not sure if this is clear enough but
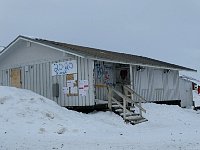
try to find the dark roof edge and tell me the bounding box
[1,35,197,72]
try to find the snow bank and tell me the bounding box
[1,86,200,150]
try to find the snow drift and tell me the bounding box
[1,86,200,150]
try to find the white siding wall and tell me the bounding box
[0,41,95,107]
[179,78,193,108]
[132,66,180,102]
[0,58,95,107]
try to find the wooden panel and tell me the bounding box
[10,68,22,88]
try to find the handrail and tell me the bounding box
[123,85,147,102]
[111,88,146,113]
[108,86,146,121]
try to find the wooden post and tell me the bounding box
[129,65,134,105]
[139,100,142,117]
[108,86,112,110]
[123,97,126,120]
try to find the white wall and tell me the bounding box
[179,78,193,108]
[132,66,180,102]
[0,40,95,107]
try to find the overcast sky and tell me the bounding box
[0,0,200,77]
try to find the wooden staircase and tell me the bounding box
[108,85,148,125]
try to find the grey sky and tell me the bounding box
[0,0,200,77]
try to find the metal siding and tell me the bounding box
[58,66,64,106]
[133,67,180,102]
[45,62,50,99]
[40,63,44,96]
[80,57,85,106]
[88,59,95,105]
[36,64,41,96]
[47,62,52,100]
[84,58,89,105]
[56,60,61,105]
[0,70,2,85]
[29,66,32,90]
[28,66,31,90]
[179,79,193,108]
[0,43,95,107]
[21,67,24,89]
[52,61,58,104]
[33,64,37,92]
[0,59,87,107]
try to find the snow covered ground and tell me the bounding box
[1,86,200,150]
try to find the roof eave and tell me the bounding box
[88,57,196,72]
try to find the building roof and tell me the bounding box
[0,35,197,72]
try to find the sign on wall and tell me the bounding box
[52,60,77,76]
[79,80,89,96]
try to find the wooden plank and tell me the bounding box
[129,65,134,101]
[10,68,22,88]
[123,98,126,120]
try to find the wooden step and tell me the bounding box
[119,112,135,117]
[111,104,121,108]
[130,118,148,125]
[125,115,142,121]
[114,108,123,113]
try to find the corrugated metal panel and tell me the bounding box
[0,70,2,85]
[0,56,95,107]
[179,78,193,108]
[88,59,95,105]
[133,66,180,102]
[1,69,9,86]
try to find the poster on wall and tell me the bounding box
[78,80,89,96]
[62,73,78,96]
[52,60,77,76]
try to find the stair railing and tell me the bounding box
[123,85,147,117]
[108,85,146,120]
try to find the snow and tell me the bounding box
[1,86,200,150]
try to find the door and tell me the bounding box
[10,68,22,88]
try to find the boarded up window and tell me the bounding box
[10,68,22,88]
